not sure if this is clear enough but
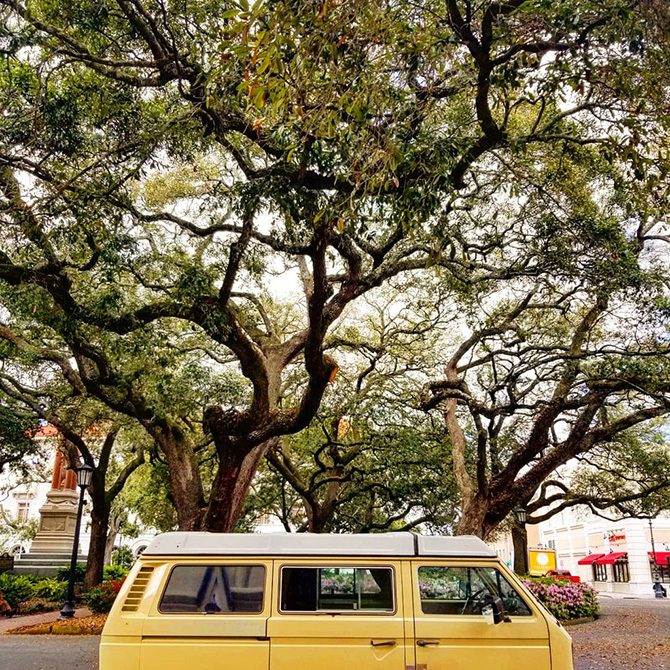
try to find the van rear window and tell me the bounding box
[280,566,394,613]
[159,565,265,614]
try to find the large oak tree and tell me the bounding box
[0,0,668,530]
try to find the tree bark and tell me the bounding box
[84,495,110,588]
[104,513,122,565]
[149,424,204,530]
[456,493,490,538]
[202,438,277,531]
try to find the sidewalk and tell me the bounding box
[597,591,664,600]
[0,608,91,634]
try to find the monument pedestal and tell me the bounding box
[14,473,86,576]
[30,488,80,553]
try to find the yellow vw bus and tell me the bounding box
[100,532,573,670]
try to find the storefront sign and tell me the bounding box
[528,548,557,576]
[604,529,626,543]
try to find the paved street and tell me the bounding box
[572,598,670,670]
[0,636,98,670]
[0,599,667,670]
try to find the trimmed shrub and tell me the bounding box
[103,564,129,581]
[524,578,600,620]
[56,563,86,583]
[33,577,67,602]
[0,573,35,609]
[84,578,124,614]
[110,546,134,570]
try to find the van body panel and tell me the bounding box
[139,638,269,670]
[550,621,574,670]
[268,559,406,670]
[99,639,140,670]
[410,560,552,670]
[136,558,272,670]
[400,560,417,670]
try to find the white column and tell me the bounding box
[625,520,651,596]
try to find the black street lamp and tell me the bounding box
[513,508,529,575]
[649,518,660,582]
[60,464,94,620]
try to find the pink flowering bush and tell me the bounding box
[523,578,599,620]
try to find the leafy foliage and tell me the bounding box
[56,563,86,584]
[84,578,124,614]
[0,404,38,474]
[103,564,129,581]
[0,572,34,609]
[0,0,668,537]
[32,577,67,602]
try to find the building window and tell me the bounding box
[15,502,30,522]
[612,559,629,583]
[159,565,265,614]
[547,540,556,550]
[280,566,395,613]
[593,563,608,582]
[651,562,670,584]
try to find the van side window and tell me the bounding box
[159,565,265,614]
[418,566,531,616]
[280,567,394,613]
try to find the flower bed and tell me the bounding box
[524,578,600,621]
[0,573,66,615]
[7,613,107,635]
[84,578,125,614]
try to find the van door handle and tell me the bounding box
[371,640,397,647]
[417,639,440,647]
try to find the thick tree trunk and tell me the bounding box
[104,513,122,565]
[512,523,529,575]
[149,425,204,530]
[456,494,490,538]
[202,438,277,531]
[85,504,109,589]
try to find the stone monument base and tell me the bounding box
[13,488,86,577]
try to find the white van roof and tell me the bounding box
[142,532,497,558]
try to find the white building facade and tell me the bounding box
[537,506,670,596]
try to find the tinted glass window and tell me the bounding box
[418,566,531,616]
[160,565,265,613]
[281,566,394,613]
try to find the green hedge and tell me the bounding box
[0,573,35,609]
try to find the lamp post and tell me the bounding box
[649,518,660,582]
[60,464,94,619]
[513,507,529,575]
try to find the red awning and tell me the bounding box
[577,554,604,565]
[596,552,627,565]
[649,552,670,564]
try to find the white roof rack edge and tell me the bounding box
[142,532,497,559]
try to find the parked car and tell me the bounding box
[101,532,575,670]
[545,569,581,583]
